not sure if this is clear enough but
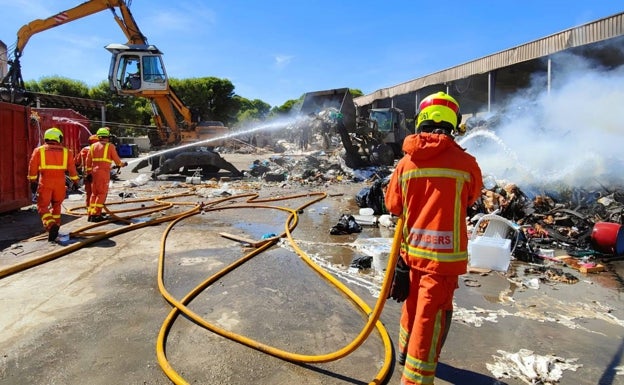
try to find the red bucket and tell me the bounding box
[591,222,624,255]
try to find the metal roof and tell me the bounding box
[354,12,624,107]
[30,92,105,111]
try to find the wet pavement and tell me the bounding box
[0,153,623,385]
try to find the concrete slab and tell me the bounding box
[0,153,623,385]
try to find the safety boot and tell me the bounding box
[48,224,60,242]
[90,215,108,223]
[396,351,406,366]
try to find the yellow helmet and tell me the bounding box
[416,92,461,133]
[44,127,63,143]
[96,127,110,137]
[88,134,99,144]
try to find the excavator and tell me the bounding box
[0,0,241,177]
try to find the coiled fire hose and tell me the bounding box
[155,192,404,385]
[0,191,404,384]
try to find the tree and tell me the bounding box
[270,97,303,116]
[169,77,238,125]
[89,81,153,136]
[234,96,271,124]
[25,76,90,98]
[350,88,364,98]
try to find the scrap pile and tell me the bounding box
[469,182,624,263]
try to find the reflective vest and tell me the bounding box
[27,143,79,182]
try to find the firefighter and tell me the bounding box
[75,134,99,207]
[384,92,483,385]
[85,127,127,222]
[27,127,80,243]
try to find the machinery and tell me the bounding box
[298,88,412,168]
[0,0,240,177]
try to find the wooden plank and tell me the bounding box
[219,232,272,248]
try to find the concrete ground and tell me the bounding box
[1,152,623,385]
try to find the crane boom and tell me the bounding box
[13,0,146,56]
[1,0,197,147]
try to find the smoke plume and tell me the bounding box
[459,53,624,193]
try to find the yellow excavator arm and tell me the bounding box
[2,0,194,147]
[14,0,144,56]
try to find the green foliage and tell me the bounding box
[24,75,365,137]
[233,95,271,126]
[169,77,238,125]
[350,88,364,98]
[26,76,90,98]
[85,81,152,136]
[271,96,303,116]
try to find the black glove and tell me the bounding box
[121,161,128,167]
[30,182,38,195]
[85,174,93,183]
[387,256,410,302]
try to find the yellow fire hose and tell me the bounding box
[154,192,404,385]
[0,191,404,384]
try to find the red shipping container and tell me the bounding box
[33,108,93,156]
[0,101,33,213]
[0,105,92,214]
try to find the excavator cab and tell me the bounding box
[105,43,168,94]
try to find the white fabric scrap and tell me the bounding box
[486,349,582,384]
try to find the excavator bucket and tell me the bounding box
[299,88,370,167]
[152,148,242,178]
[299,88,356,131]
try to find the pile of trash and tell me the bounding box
[239,150,624,264]
[467,181,624,262]
[244,152,391,186]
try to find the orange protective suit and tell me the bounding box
[27,141,79,235]
[385,132,482,385]
[75,135,99,207]
[85,139,124,218]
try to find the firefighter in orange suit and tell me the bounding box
[384,92,483,385]
[27,127,80,242]
[85,127,127,222]
[75,134,99,207]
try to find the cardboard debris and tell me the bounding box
[556,256,605,274]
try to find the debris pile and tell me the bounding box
[486,349,582,384]
[468,181,624,262]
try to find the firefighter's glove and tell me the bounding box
[387,256,410,302]
[121,161,128,167]
[85,174,93,183]
[30,182,38,195]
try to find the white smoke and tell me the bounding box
[459,53,624,191]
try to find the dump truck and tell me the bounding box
[298,88,412,168]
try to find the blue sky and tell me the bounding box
[0,1,622,107]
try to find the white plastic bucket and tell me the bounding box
[468,236,511,271]
[185,176,201,184]
[359,207,374,216]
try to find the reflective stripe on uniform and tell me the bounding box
[399,167,470,258]
[90,143,113,163]
[39,147,68,170]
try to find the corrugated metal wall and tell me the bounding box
[0,105,90,214]
[355,12,624,107]
[0,102,33,213]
